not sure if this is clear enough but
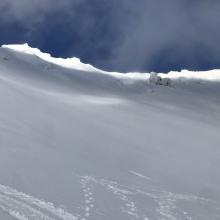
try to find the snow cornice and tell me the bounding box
[1,43,220,81]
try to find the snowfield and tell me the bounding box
[0,44,220,220]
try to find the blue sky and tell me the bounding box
[1,0,220,73]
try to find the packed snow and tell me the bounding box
[0,44,220,220]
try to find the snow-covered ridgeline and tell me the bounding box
[2,43,220,82]
[2,43,100,73]
[1,44,148,82]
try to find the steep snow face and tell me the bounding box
[0,45,220,220]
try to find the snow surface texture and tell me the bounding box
[0,44,220,220]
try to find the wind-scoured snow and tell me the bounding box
[0,44,220,220]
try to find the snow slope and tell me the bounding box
[0,44,220,220]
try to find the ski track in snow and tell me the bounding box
[78,175,220,220]
[0,176,219,220]
[129,171,152,182]
[0,184,78,220]
[79,175,149,219]
[80,177,95,220]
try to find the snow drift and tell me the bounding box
[0,44,220,220]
